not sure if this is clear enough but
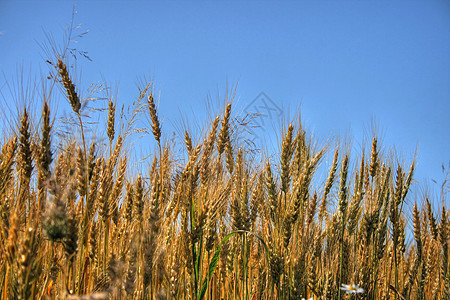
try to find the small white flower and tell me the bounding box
[340,284,364,294]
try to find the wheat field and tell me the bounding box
[0,53,448,300]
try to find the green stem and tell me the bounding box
[190,194,198,299]
[393,244,399,300]
[206,251,210,300]
[243,234,248,300]
[338,220,346,300]
[77,114,89,293]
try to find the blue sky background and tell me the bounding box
[0,1,449,208]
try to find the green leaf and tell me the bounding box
[198,230,269,300]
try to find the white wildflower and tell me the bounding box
[340,284,364,294]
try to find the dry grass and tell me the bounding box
[0,58,448,300]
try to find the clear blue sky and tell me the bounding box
[1,1,449,205]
